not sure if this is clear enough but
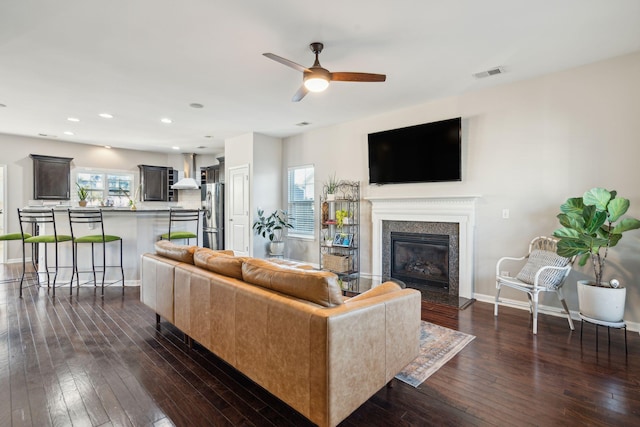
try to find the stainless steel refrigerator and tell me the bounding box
[201,183,224,250]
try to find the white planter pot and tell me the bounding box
[577,280,626,322]
[326,194,335,201]
[269,241,284,256]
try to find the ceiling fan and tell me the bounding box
[263,42,386,102]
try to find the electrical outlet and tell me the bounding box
[502,209,510,219]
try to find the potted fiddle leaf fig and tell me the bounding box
[252,208,294,256]
[553,187,640,322]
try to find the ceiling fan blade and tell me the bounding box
[292,85,309,102]
[331,72,386,82]
[263,53,309,73]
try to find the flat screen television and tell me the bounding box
[368,117,462,184]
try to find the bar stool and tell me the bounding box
[160,209,200,246]
[68,209,124,296]
[18,208,72,298]
[0,232,32,284]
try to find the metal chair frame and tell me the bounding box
[494,236,575,334]
[161,209,200,246]
[68,209,124,296]
[18,208,72,298]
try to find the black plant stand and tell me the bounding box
[579,313,627,354]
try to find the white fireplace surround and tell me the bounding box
[366,196,480,299]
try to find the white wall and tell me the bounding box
[282,51,640,324]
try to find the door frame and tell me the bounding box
[1,164,7,263]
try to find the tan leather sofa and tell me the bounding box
[141,241,421,427]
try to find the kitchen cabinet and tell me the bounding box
[30,154,73,200]
[139,165,168,201]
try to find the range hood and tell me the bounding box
[171,153,200,190]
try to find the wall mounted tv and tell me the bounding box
[368,117,462,185]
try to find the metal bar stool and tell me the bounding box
[160,209,200,246]
[68,209,124,296]
[18,208,72,298]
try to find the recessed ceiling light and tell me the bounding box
[197,146,207,149]
[99,113,114,119]
[67,117,80,122]
[190,103,204,109]
[204,135,213,138]
[104,145,112,149]
[63,131,74,136]
[296,121,311,126]
[172,146,180,150]
[161,118,173,124]
[0,103,6,108]
[38,133,57,138]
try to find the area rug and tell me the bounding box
[395,321,475,387]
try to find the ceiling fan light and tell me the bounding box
[304,77,329,92]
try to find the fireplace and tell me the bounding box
[391,232,450,289]
[367,196,478,300]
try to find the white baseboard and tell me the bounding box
[475,292,639,334]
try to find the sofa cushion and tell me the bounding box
[194,248,244,280]
[345,281,402,304]
[155,240,198,264]
[267,258,315,270]
[242,258,344,307]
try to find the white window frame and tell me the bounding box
[287,165,314,239]
[73,167,137,207]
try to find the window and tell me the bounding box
[75,169,135,207]
[287,165,314,237]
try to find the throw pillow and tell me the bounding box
[516,249,570,288]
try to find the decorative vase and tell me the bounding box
[130,204,137,211]
[577,280,626,322]
[269,241,284,256]
[79,200,87,207]
[327,194,335,201]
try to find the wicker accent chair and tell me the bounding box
[495,236,575,334]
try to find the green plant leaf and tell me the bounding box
[559,197,584,215]
[557,213,585,231]
[607,198,630,222]
[578,253,591,267]
[611,217,640,234]
[583,187,611,211]
[556,239,589,257]
[553,227,580,238]
[582,208,607,234]
[608,233,623,248]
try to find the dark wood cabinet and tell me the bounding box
[138,165,178,202]
[139,165,168,201]
[200,157,225,184]
[30,154,73,200]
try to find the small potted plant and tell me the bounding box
[77,183,89,207]
[553,187,640,322]
[323,173,340,201]
[252,208,294,256]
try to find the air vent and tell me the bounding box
[473,67,505,79]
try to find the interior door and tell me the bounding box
[228,164,250,256]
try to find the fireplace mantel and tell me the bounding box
[366,195,480,299]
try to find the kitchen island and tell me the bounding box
[28,207,203,286]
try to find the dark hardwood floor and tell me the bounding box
[1,264,639,426]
